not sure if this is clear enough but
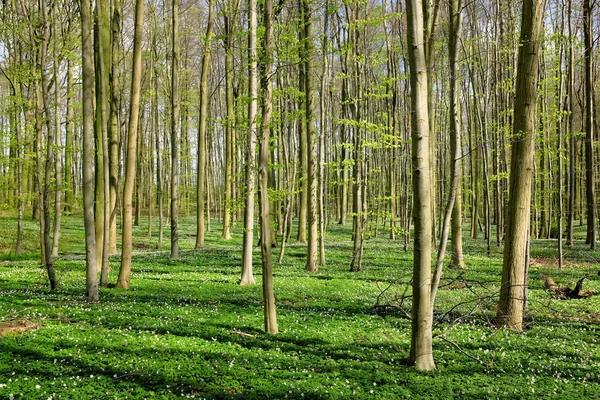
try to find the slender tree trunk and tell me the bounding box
[40,0,58,290]
[150,8,164,250]
[431,0,464,307]
[557,3,566,270]
[241,0,258,285]
[318,1,330,267]
[51,1,62,257]
[170,0,180,259]
[108,0,121,256]
[14,67,24,255]
[196,0,214,249]
[34,78,45,264]
[81,0,99,302]
[406,0,435,371]
[584,0,596,249]
[116,0,145,289]
[302,0,318,272]
[497,0,545,331]
[65,59,74,216]
[566,0,575,246]
[260,0,278,334]
[94,0,111,275]
[348,3,364,273]
[222,3,238,241]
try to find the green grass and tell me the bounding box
[0,214,599,399]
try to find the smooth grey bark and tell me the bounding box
[196,0,214,250]
[170,0,180,260]
[431,0,463,307]
[116,0,145,289]
[406,0,435,371]
[40,0,58,290]
[497,0,546,331]
[302,0,318,272]
[584,0,596,249]
[81,0,99,302]
[259,0,278,334]
[108,0,121,256]
[241,0,258,285]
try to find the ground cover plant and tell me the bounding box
[0,215,599,399]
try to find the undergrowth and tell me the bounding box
[0,215,599,399]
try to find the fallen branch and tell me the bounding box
[540,274,597,299]
[435,334,493,368]
[230,330,256,338]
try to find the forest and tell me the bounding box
[0,0,600,398]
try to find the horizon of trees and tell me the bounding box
[0,0,599,370]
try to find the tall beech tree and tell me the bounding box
[170,0,181,260]
[497,0,546,331]
[406,0,435,371]
[241,0,258,285]
[81,0,98,302]
[302,0,319,273]
[196,0,215,250]
[40,0,58,290]
[449,0,466,270]
[94,0,111,277]
[431,0,464,306]
[583,0,596,249]
[116,0,145,289]
[259,0,278,334]
[108,0,122,257]
[221,0,241,241]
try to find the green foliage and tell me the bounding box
[0,216,599,398]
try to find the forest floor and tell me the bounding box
[0,214,599,399]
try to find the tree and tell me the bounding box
[50,0,62,258]
[449,0,466,271]
[170,0,180,260]
[196,0,215,250]
[241,0,258,285]
[221,0,241,241]
[583,0,596,249]
[108,0,122,257]
[40,0,58,290]
[116,0,145,289]
[302,0,318,273]
[430,0,464,306]
[497,0,546,331]
[95,0,111,278]
[259,0,278,334]
[81,0,99,302]
[406,0,435,371]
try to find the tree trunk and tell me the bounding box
[40,0,58,290]
[108,0,121,257]
[318,1,330,267]
[51,1,62,258]
[116,0,145,289]
[65,59,74,216]
[222,3,238,241]
[241,0,257,285]
[94,0,111,276]
[431,0,464,308]
[302,0,318,273]
[81,0,99,302]
[497,0,545,331]
[584,0,596,249]
[406,0,435,371]
[170,0,180,259]
[259,0,278,334]
[566,0,575,246]
[196,0,214,250]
